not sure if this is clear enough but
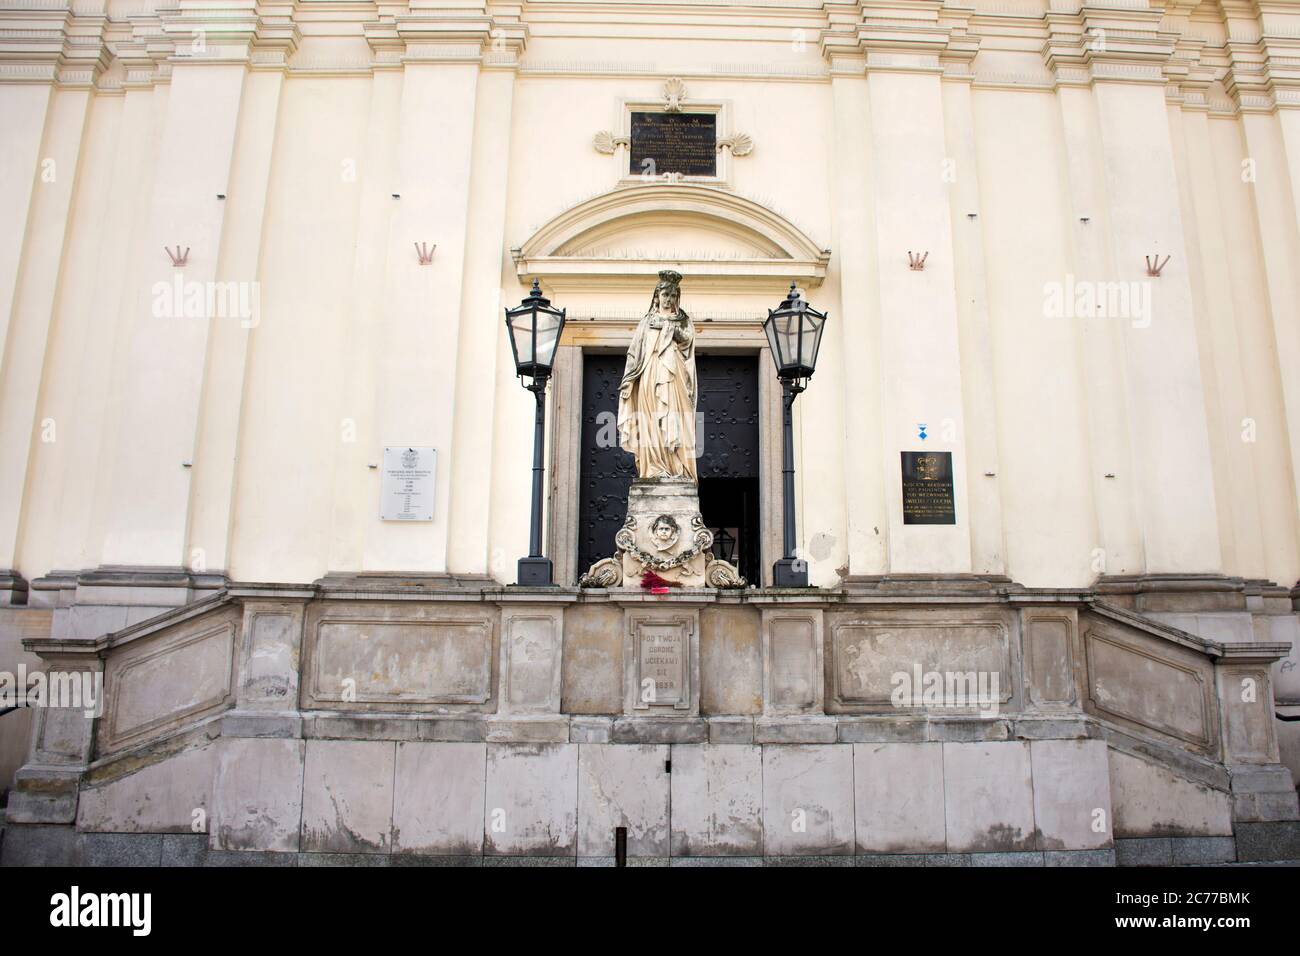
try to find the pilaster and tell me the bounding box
[450,9,526,578]
[1044,3,1224,577]
[0,9,106,576]
[1221,2,1300,584]
[938,26,1006,577]
[358,6,496,573]
[859,4,975,574]
[97,5,297,570]
[1050,56,1144,581]
[186,4,297,579]
[823,8,887,580]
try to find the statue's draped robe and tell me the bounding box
[618,309,698,481]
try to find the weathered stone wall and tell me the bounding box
[3,580,1296,864]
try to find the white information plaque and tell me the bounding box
[380,446,436,521]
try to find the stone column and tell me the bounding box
[544,346,584,587]
[186,12,298,578]
[1045,5,1223,576]
[1165,58,1271,580]
[358,12,491,573]
[1222,7,1300,583]
[822,9,887,580]
[96,6,283,570]
[47,46,168,580]
[325,28,405,574]
[447,19,524,577]
[1051,76,1143,579]
[0,14,103,598]
[860,17,973,574]
[940,46,1007,577]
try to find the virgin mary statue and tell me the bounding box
[617,270,698,481]
[576,270,745,589]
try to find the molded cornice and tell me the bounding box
[0,1,108,85]
[0,0,1296,113]
[820,0,979,76]
[364,1,527,68]
[1042,2,1175,87]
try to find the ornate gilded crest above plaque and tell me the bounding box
[592,78,753,187]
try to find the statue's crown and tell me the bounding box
[657,269,683,287]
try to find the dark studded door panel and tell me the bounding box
[576,353,760,584]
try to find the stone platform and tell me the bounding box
[0,573,1297,864]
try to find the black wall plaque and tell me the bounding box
[629,112,717,177]
[901,451,956,525]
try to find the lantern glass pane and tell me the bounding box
[807,312,825,371]
[509,307,537,366]
[764,314,783,369]
[779,312,803,371]
[533,309,562,370]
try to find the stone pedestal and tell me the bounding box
[579,478,745,589]
[6,648,100,825]
[620,479,710,587]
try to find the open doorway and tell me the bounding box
[576,353,761,584]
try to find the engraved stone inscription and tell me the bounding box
[636,622,688,709]
[629,112,717,177]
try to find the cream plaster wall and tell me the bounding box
[3,0,1299,593]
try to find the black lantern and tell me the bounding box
[505,279,567,586]
[506,279,566,380]
[711,526,739,564]
[763,282,827,385]
[763,283,828,588]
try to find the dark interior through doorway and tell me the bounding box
[576,353,761,585]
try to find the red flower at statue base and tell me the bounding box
[640,570,677,594]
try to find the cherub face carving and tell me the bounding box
[650,514,680,551]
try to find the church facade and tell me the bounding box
[1,0,1299,864]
